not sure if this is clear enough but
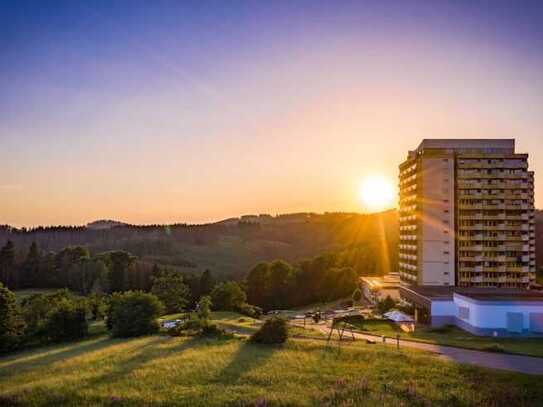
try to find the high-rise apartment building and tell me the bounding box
[399,139,536,289]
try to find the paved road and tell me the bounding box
[302,322,543,376]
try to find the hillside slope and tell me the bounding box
[0,211,398,279]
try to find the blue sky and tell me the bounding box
[1,1,542,226]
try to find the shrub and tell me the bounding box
[239,303,262,319]
[482,344,506,353]
[428,324,454,334]
[250,316,288,344]
[197,296,212,324]
[376,295,396,315]
[0,283,25,353]
[201,323,229,338]
[87,294,107,320]
[352,288,362,304]
[211,281,246,311]
[340,299,353,308]
[44,299,88,342]
[151,270,190,314]
[108,291,164,337]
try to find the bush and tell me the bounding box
[352,288,362,304]
[88,294,107,320]
[0,283,25,353]
[340,299,353,308]
[108,291,164,337]
[201,323,229,338]
[482,344,506,353]
[239,303,262,319]
[45,299,88,342]
[376,295,396,315]
[250,317,288,344]
[20,289,88,345]
[211,281,246,311]
[428,324,454,334]
[151,270,190,314]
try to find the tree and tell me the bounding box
[377,295,396,315]
[108,291,164,337]
[0,241,16,288]
[22,242,41,288]
[55,246,90,287]
[197,295,212,325]
[98,251,136,293]
[352,288,362,304]
[0,283,24,353]
[247,262,270,309]
[210,281,246,311]
[44,298,88,342]
[250,316,288,344]
[21,289,79,340]
[268,260,293,309]
[68,259,109,295]
[199,269,214,297]
[151,270,190,314]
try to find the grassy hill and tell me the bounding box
[1,328,542,406]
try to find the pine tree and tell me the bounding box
[0,241,16,288]
[199,269,214,297]
[23,242,41,288]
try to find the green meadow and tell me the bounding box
[1,328,542,406]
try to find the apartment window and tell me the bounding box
[444,251,449,255]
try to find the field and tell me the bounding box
[2,325,543,406]
[13,289,60,304]
[354,320,543,358]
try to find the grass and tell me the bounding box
[14,289,60,304]
[1,332,542,406]
[352,320,543,358]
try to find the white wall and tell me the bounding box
[431,300,456,316]
[420,157,455,285]
[454,294,543,330]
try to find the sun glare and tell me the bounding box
[359,176,396,212]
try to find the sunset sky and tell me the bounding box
[1,1,542,227]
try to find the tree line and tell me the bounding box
[247,251,360,311]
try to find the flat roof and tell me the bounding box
[402,285,543,303]
[417,139,514,151]
[455,291,543,302]
[361,275,401,289]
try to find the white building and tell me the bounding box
[401,285,543,336]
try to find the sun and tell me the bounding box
[358,175,396,212]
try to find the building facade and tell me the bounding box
[399,139,536,289]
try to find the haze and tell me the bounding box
[1,1,542,227]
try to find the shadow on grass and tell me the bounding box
[213,340,279,385]
[0,336,121,375]
[80,336,203,389]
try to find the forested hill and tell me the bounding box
[0,211,398,279]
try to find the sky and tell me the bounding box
[1,0,542,227]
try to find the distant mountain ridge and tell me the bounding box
[0,211,399,278]
[87,219,128,230]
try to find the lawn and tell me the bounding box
[13,288,60,304]
[352,320,543,358]
[2,332,543,406]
